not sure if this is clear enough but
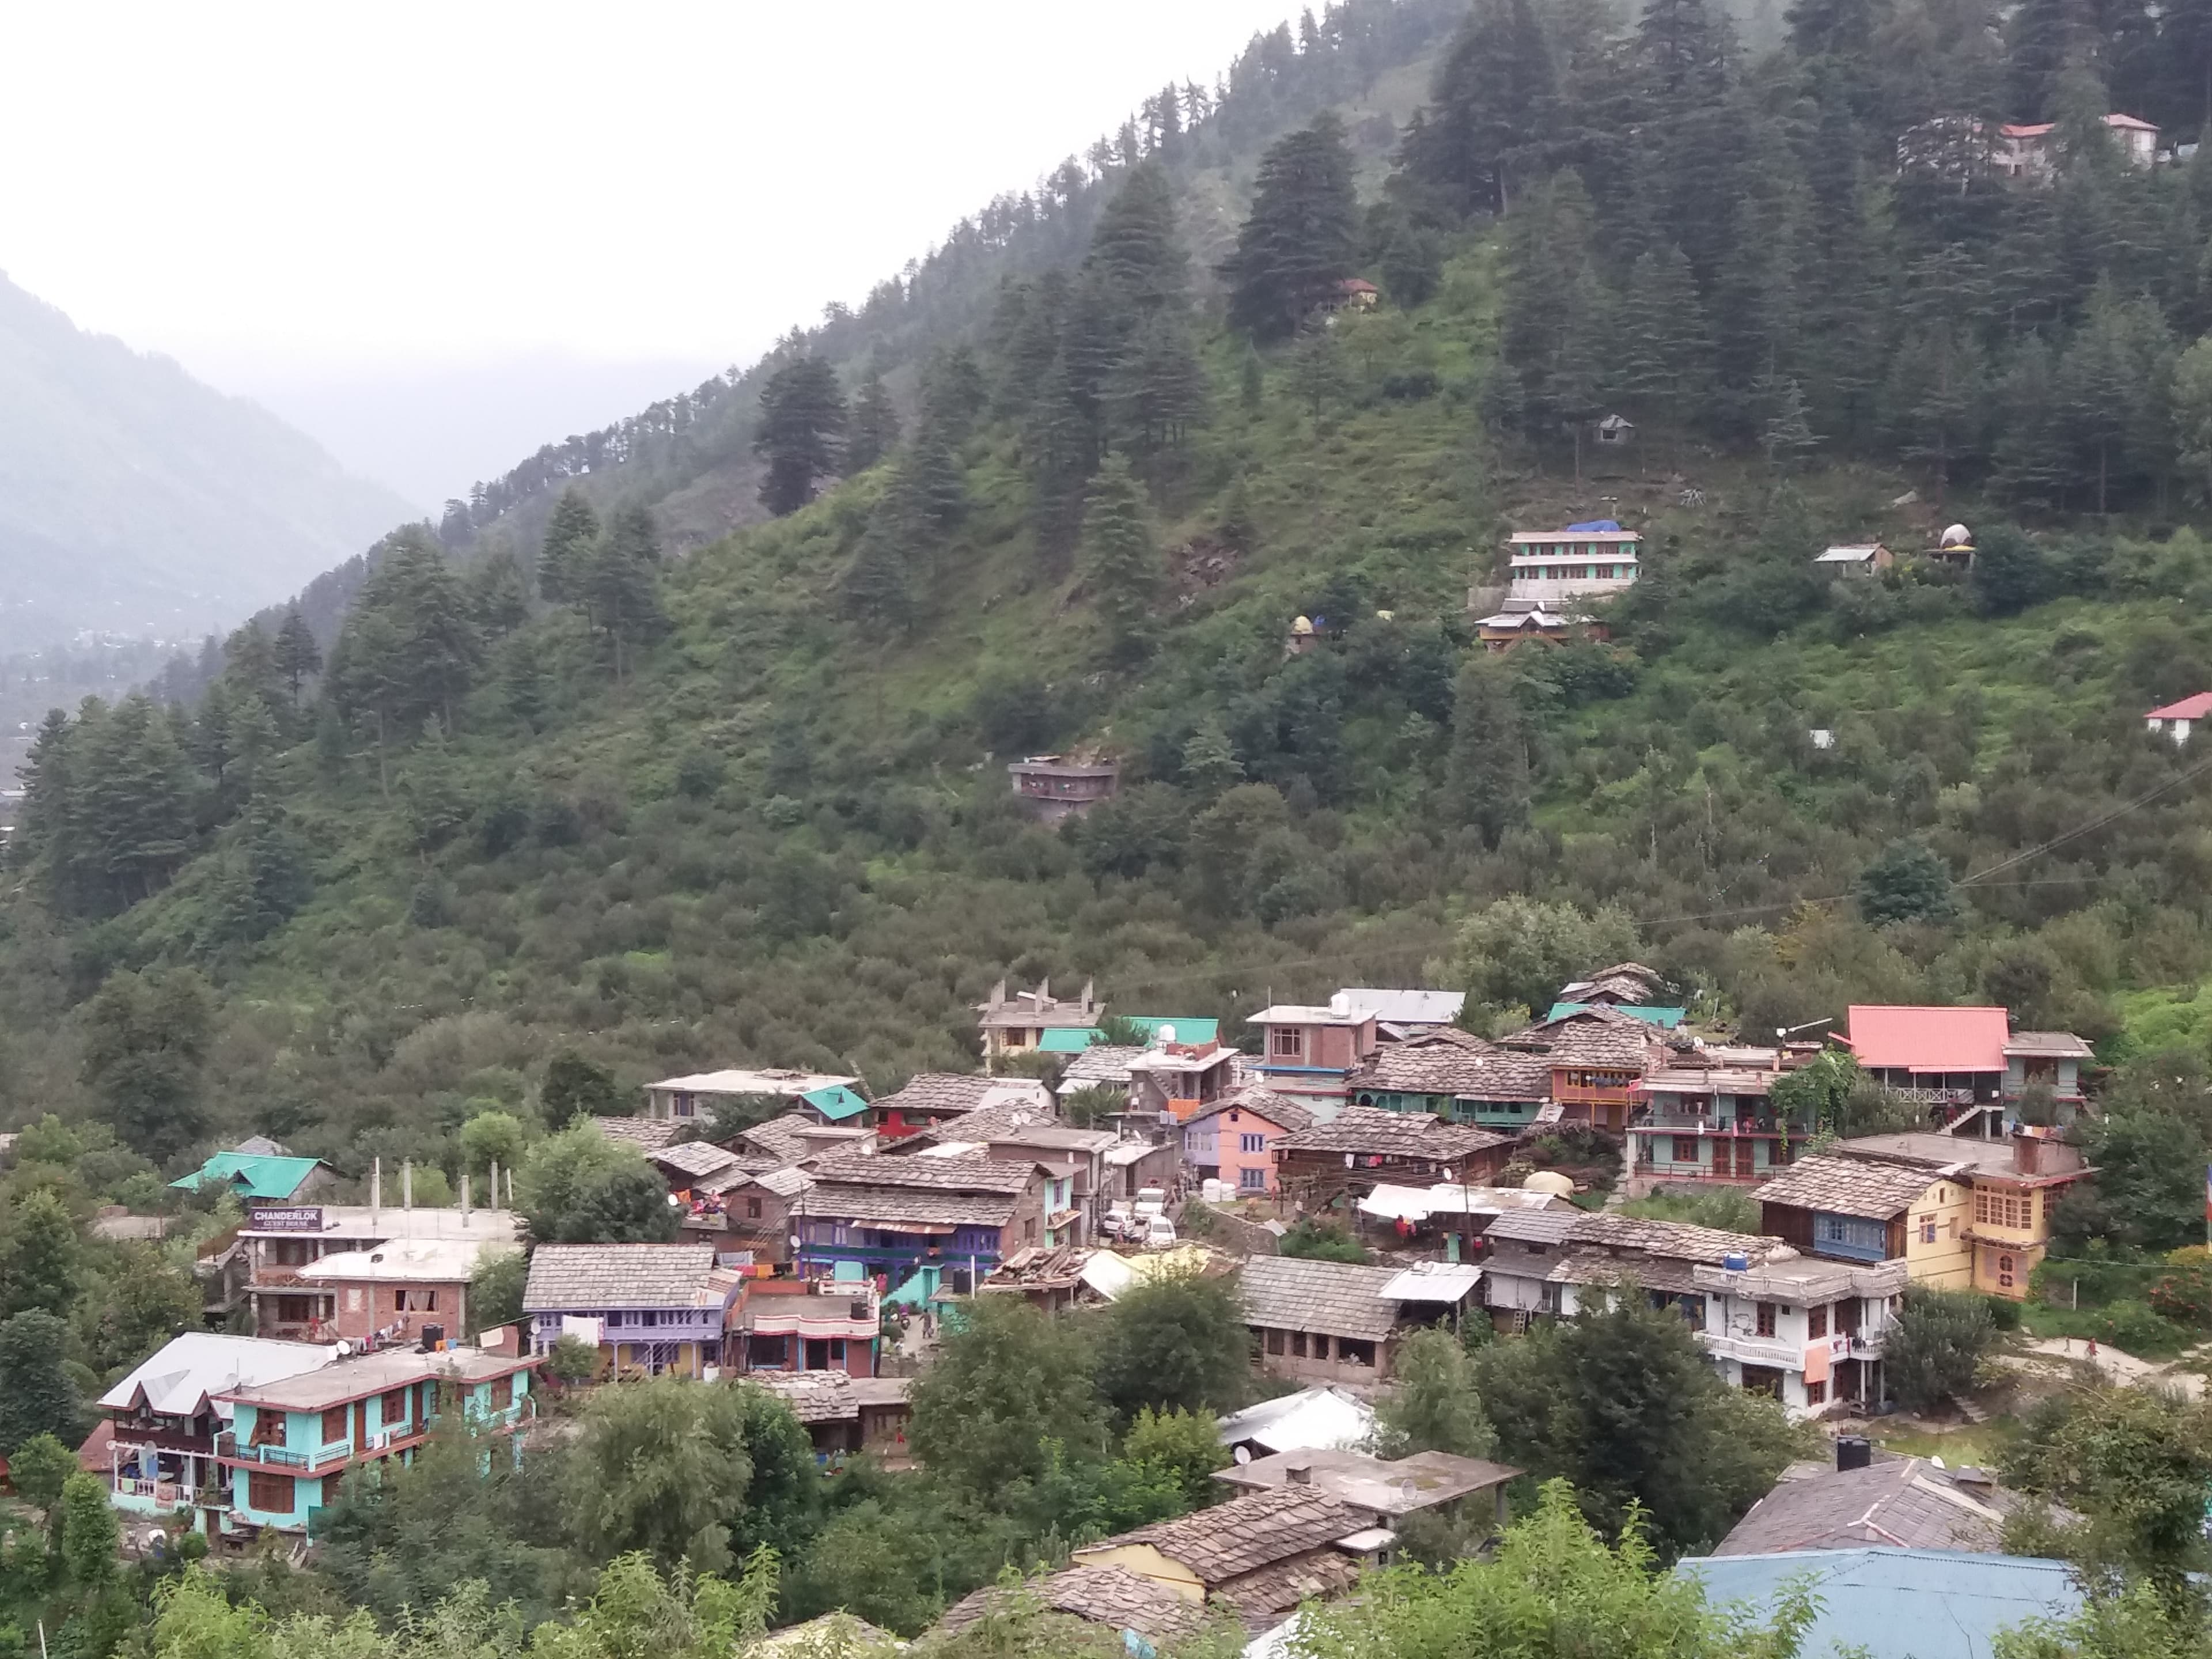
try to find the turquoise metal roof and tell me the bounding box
[801,1084,870,1122]
[168,1153,324,1201]
[1547,1002,1685,1028]
[1677,1548,2082,1659]
[1124,1017,1219,1044]
[1038,1028,1104,1054]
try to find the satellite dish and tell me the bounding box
[1233,1444,1253,1464]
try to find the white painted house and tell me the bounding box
[1506,522,1641,607]
[2145,692,2212,746]
[1694,1256,1906,1419]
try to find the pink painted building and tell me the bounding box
[1181,1086,1315,1196]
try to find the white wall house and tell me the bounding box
[2145,693,2212,747]
[1693,1257,1907,1419]
[1505,524,1641,608]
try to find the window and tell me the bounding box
[381,1389,408,1427]
[321,1406,349,1443]
[1807,1304,1828,1339]
[247,1472,294,1515]
[346,1287,363,1311]
[1024,1218,1038,1243]
[491,1376,513,1411]
[1265,1329,1286,1355]
[1672,1137,1700,1163]
[1755,1302,1777,1338]
[1290,1331,1308,1357]
[1338,1338,1377,1367]
[1975,1191,2032,1229]
[747,1197,763,1219]
[1271,1028,1305,1059]
[249,1412,284,1448]
[1240,1133,1266,1154]
[1805,1379,1827,1406]
[672,1093,696,1118]
[1918,1213,1937,1244]
[1240,1166,1267,1191]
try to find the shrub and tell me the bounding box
[1279,1218,1368,1263]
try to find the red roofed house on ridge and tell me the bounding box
[2145,692,2212,747]
[1837,1006,2092,1135]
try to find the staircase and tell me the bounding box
[1953,1396,1991,1426]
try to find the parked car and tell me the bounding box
[1102,1204,1135,1241]
[1142,1215,1177,1249]
[1133,1188,1167,1219]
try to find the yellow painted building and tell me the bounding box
[1897,1175,1974,1290]
[1837,1132,2089,1301]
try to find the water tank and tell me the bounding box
[1836,1435,1873,1472]
[1722,1252,1749,1272]
[419,1323,445,1353]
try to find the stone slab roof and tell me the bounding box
[1215,1448,1520,1515]
[522,1243,725,1312]
[734,1114,816,1164]
[1713,1458,2018,1555]
[808,1154,1039,1193]
[650,1141,743,1179]
[1277,1105,1513,1161]
[1237,1255,1403,1340]
[747,1372,911,1425]
[803,1182,1021,1229]
[1096,1484,1365,1585]
[940,1565,1206,1643]
[1184,1084,1315,1132]
[1218,1548,1365,1623]
[593,1116,683,1152]
[1755,1153,1947,1220]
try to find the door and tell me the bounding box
[1734,1140,1756,1179]
[805,1339,832,1371]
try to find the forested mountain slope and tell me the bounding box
[13,0,2212,1199]
[0,274,413,657]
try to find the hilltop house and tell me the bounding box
[726,1275,882,1377]
[1815,544,1893,576]
[1478,1209,1789,1327]
[213,1347,535,1539]
[975,979,1102,1060]
[1181,1085,1313,1195]
[1819,1131,2089,1297]
[1007,756,1119,820]
[1127,1036,1241,1120]
[1473,599,1582,652]
[893,1101,1121,1244]
[1999,113,2158,179]
[1249,995,1382,1114]
[1503,1005,1664,1133]
[296,1238,519,1347]
[2146,692,2212,746]
[521,1243,743,1377]
[170,1153,335,1207]
[638,1068,865,1132]
[1214,1448,1521,1538]
[1624,1046,1811,1194]
[1838,1005,2093,1133]
[1505,522,1642,607]
[92,1333,342,1532]
[1274,1106,1518,1209]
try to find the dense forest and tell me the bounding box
[8,0,2212,1240]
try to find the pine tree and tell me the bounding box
[1182,720,1245,797]
[752,356,847,515]
[272,605,322,706]
[538,487,601,605]
[1078,456,1162,662]
[1495,172,1617,465]
[1756,374,1820,469]
[1991,335,2071,509]
[1108,309,1209,467]
[2059,282,2176,513]
[1447,657,1531,850]
[469,549,531,638]
[1407,0,1558,215]
[579,504,667,684]
[2008,0,2092,122]
[841,511,910,628]
[1224,115,1362,341]
[1086,162,1189,318]
[1617,244,1714,439]
[846,364,901,472]
[1240,344,1265,412]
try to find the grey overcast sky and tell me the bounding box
[0,2,1309,504]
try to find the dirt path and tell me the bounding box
[1997,1337,2207,1397]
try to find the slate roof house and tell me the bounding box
[940,1565,1207,1648]
[1069,1484,1384,1630]
[1214,1448,1521,1537]
[869,1073,1053,1139]
[1478,1209,1789,1325]
[521,1243,742,1378]
[794,1152,1065,1284]
[747,1372,913,1460]
[1715,1450,2029,1556]
[1274,1105,1517,1207]
[638,1067,865,1131]
[1238,1255,1482,1385]
[1181,1085,1313,1195]
[1350,1028,1554,1132]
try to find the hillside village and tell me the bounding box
[59,949,2141,1654]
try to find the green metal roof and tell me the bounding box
[1124,1016,1220,1044]
[169,1153,324,1201]
[1037,1028,1104,1054]
[1678,1548,2081,1659]
[801,1084,870,1122]
[1547,1002,1685,1029]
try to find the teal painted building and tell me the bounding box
[1350,1038,1554,1132]
[214,1348,536,1535]
[169,1152,334,1203]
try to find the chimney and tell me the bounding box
[371,1157,382,1222]
[2013,1134,2041,1175]
[1081,977,1096,1014]
[402,1160,414,1210]
[1285,1459,1312,1486]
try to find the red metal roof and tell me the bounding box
[2146,692,2212,721]
[1841,1006,2009,1073]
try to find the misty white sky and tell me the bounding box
[0,2,1310,505]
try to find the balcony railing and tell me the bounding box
[215,1433,352,1470]
[1699,1330,1804,1369]
[1633,1109,1791,1133]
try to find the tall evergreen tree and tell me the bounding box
[272,605,323,706]
[1077,456,1162,662]
[1224,115,1362,341]
[752,356,847,515]
[579,505,667,684]
[845,364,900,472]
[2008,0,2093,123]
[1494,172,1616,466]
[1447,657,1531,850]
[1404,0,1558,215]
[1617,244,1715,438]
[537,486,600,605]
